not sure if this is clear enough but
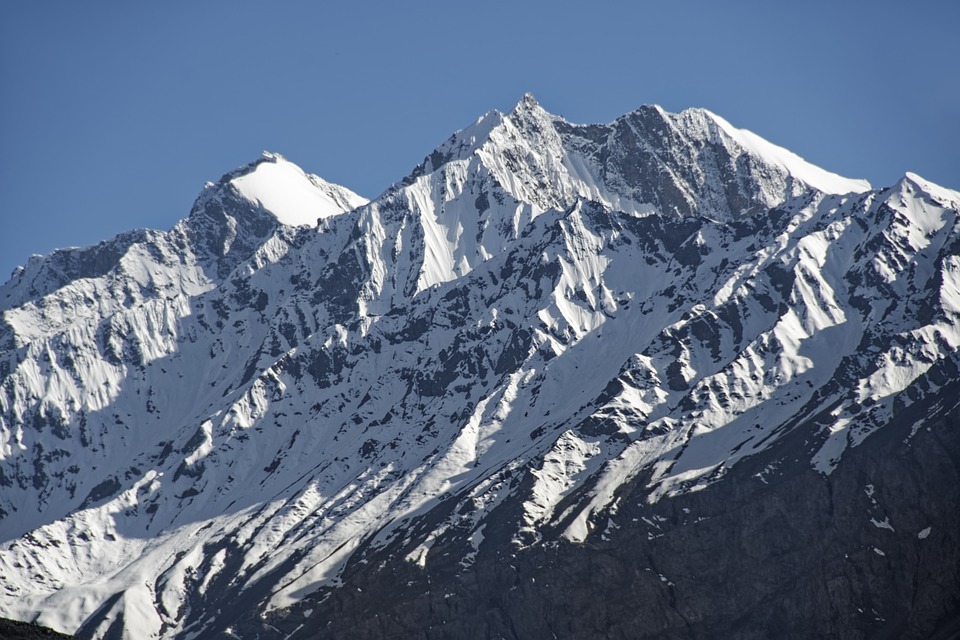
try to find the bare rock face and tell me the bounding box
[0,97,957,639]
[286,384,960,640]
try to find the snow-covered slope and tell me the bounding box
[0,97,956,639]
[700,109,871,196]
[231,152,368,226]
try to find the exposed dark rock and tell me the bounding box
[0,617,75,639]
[269,394,960,640]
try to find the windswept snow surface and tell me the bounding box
[0,96,957,639]
[232,152,368,226]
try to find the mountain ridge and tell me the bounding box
[0,96,957,639]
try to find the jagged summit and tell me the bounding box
[509,91,545,116]
[0,98,957,640]
[404,95,872,233]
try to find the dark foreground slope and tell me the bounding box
[0,618,73,640]
[268,382,960,640]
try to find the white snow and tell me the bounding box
[232,153,367,226]
[870,517,895,532]
[0,97,956,639]
[702,110,872,196]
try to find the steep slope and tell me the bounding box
[0,97,956,639]
[231,152,368,227]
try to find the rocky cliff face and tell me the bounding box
[296,376,960,640]
[0,96,957,639]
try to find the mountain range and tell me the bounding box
[1,94,958,639]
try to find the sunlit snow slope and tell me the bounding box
[0,96,957,639]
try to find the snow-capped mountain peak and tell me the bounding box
[0,97,957,640]
[692,108,872,196]
[408,95,875,230]
[229,151,368,226]
[898,170,960,208]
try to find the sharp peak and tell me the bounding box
[246,150,303,173]
[508,92,552,118]
[210,151,355,194]
[633,103,670,113]
[896,172,960,206]
[212,150,296,186]
[241,150,295,172]
[668,107,873,195]
[398,96,554,184]
[515,92,540,108]
[901,171,936,189]
[627,104,725,130]
[258,150,286,162]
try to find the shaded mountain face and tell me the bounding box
[0,96,957,639]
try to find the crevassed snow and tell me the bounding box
[232,153,368,226]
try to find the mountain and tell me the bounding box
[0,95,958,639]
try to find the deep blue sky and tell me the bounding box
[2,1,958,280]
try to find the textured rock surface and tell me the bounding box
[0,97,957,639]
[284,384,960,639]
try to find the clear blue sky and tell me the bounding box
[2,1,958,280]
